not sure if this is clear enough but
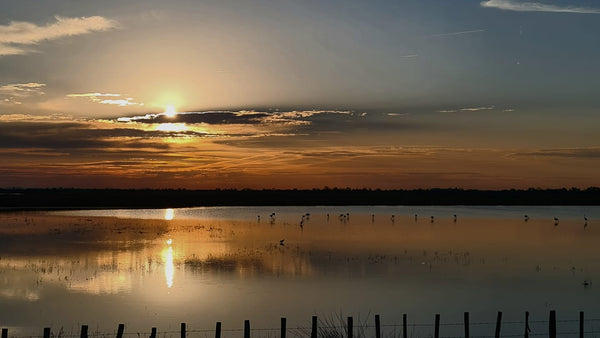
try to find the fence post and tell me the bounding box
[347,316,353,338]
[375,314,381,338]
[464,312,469,338]
[1,328,6,338]
[580,311,584,338]
[403,314,407,338]
[524,311,530,338]
[215,322,221,338]
[281,317,286,338]
[434,314,440,338]
[244,320,250,338]
[150,327,157,338]
[117,324,125,338]
[549,311,556,338]
[181,323,186,338]
[44,328,50,338]
[81,325,89,338]
[495,312,502,338]
[311,316,317,338]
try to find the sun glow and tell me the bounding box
[155,123,188,133]
[165,105,177,118]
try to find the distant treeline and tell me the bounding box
[1,187,600,209]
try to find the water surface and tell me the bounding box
[1,206,599,337]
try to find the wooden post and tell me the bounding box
[181,323,186,338]
[215,322,222,338]
[81,325,88,338]
[375,314,381,338]
[464,312,469,338]
[495,312,502,338]
[117,324,125,338]
[580,311,584,338]
[524,311,530,338]
[280,317,286,338]
[43,328,50,338]
[403,314,407,338]
[347,317,353,338]
[434,314,440,338]
[311,316,317,338]
[1,329,6,338]
[150,327,156,338]
[244,320,250,338]
[549,310,556,338]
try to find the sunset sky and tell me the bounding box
[1,0,599,189]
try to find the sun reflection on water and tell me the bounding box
[163,239,174,289]
[164,208,174,220]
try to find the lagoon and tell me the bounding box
[1,206,599,337]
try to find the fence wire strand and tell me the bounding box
[4,314,600,338]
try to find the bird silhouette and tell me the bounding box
[279,239,285,246]
[553,217,559,226]
[524,215,529,222]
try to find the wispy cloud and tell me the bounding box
[460,106,495,112]
[481,0,600,14]
[513,147,600,159]
[432,29,485,37]
[438,106,495,113]
[0,16,117,56]
[67,93,144,107]
[0,83,46,104]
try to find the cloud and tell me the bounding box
[480,0,600,14]
[437,106,495,113]
[0,83,46,104]
[114,110,353,125]
[0,113,71,122]
[67,93,121,98]
[0,16,117,56]
[460,106,495,112]
[513,147,600,159]
[67,93,144,106]
[432,29,485,37]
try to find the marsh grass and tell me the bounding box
[184,250,265,271]
[292,312,375,338]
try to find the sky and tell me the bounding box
[1,0,599,189]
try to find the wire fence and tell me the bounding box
[3,311,600,338]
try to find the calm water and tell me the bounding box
[1,206,600,337]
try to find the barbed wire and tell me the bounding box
[5,317,600,338]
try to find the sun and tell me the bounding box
[164,105,177,118]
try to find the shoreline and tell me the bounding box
[1,188,600,209]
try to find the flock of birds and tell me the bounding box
[257,212,592,246]
[524,214,589,227]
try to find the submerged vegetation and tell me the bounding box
[184,250,265,271]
